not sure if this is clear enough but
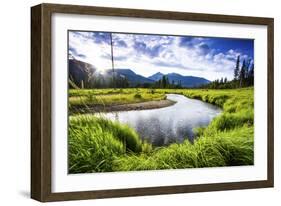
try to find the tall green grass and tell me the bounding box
[68,87,254,173]
[69,115,145,173]
[113,126,253,171]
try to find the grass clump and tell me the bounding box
[69,115,143,173]
[134,93,142,99]
[113,126,253,171]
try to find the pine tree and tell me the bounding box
[166,76,170,88]
[224,77,227,83]
[162,75,167,88]
[234,55,240,80]
[245,59,252,86]
[178,80,182,88]
[245,59,251,79]
[249,63,254,86]
[239,60,246,87]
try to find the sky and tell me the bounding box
[68,31,254,81]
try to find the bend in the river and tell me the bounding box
[98,94,222,146]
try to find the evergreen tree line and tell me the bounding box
[200,55,254,89]
[114,75,183,89]
[69,74,130,89]
[90,75,130,88]
[152,75,182,89]
[86,75,183,89]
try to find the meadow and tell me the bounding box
[68,87,254,173]
[69,88,168,113]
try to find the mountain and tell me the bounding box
[68,58,97,88]
[148,72,164,81]
[148,72,210,87]
[69,58,210,88]
[68,59,153,88]
[114,69,154,86]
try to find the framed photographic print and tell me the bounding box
[31,3,274,202]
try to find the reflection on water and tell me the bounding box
[99,94,222,146]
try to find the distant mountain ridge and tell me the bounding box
[148,72,210,87]
[148,72,164,81]
[114,69,154,86]
[68,58,210,88]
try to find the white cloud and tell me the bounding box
[69,32,112,72]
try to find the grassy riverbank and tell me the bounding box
[69,88,169,113]
[69,87,254,173]
[69,88,165,106]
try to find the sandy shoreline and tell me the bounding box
[70,99,176,113]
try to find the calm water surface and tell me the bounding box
[99,94,222,146]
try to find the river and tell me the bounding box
[98,94,222,146]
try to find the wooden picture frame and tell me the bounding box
[31,3,274,202]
